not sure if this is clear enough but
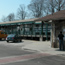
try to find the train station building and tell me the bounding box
[0,18,51,41]
[0,10,65,48]
[35,10,65,48]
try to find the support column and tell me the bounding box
[12,26,13,34]
[40,21,44,41]
[23,24,25,35]
[51,22,56,47]
[46,23,48,40]
[16,25,17,34]
[31,23,34,35]
[4,26,5,32]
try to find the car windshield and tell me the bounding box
[7,34,15,37]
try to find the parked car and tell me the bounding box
[6,34,22,42]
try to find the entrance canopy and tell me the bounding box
[0,18,38,26]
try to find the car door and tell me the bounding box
[15,35,18,41]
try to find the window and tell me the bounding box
[4,32,7,34]
[47,32,51,35]
[35,24,39,27]
[35,32,40,35]
[43,32,45,35]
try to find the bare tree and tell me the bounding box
[28,0,45,18]
[55,0,65,11]
[1,16,7,22]
[49,0,56,14]
[44,0,56,15]
[17,4,27,20]
[7,13,15,21]
[45,0,65,15]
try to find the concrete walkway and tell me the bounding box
[21,40,65,55]
[9,40,65,55]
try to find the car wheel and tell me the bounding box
[20,40,22,42]
[0,38,2,40]
[16,40,18,42]
[7,41,9,42]
[13,40,15,42]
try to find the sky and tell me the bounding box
[0,0,31,22]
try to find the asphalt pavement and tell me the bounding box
[0,40,65,65]
[0,40,35,58]
[4,55,65,65]
[8,39,65,55]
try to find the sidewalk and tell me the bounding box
[8,40,65,55]
[21,40,65,55]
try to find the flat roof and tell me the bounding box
[0,18,38,25]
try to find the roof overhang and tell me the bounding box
[34,10,65,22]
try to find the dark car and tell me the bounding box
[6,34,22,42]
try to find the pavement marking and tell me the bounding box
[22,48,38,52]
[57,54,65,57]
[0,53,51,64]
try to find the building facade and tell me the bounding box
[0,19,52,41]
[35,10,65,48]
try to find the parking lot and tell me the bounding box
[0,40,65,65]
[0,40,64,65]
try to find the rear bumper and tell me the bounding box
[6,39,14,41]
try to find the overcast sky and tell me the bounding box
[0,0,31,22]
